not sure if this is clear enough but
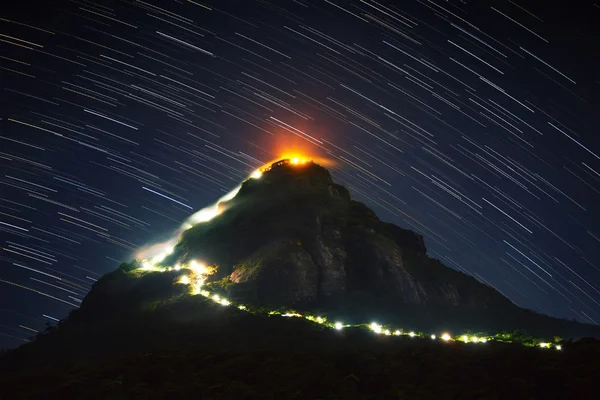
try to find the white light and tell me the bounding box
[152,252,167,264]
[409,331,415,337]
[441,333,452,341]
[179,275,190,285]
[384,329,391,336]
[472,337,479,343]
[219,298,230,306]
[393,330,401,336]
[370,322,382,334]
[480,338,487,343]
[174,264,181,271]
[334,322,343,330]
[238,305,246,310]
[282,313,302,318]
[142,261,153,270]
[462,335,469,343]
[556,345,562,350]
[251,170,262,179]
[189,260,208,274]
[430,334,436,340]
[185,185,241,225]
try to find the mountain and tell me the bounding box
[160,158,597,338]
[2,158,600,398]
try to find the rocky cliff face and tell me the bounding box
[168,160,513,312]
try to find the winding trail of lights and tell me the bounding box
[135,255,563,352]
[134,162,562,352]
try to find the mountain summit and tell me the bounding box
[170,159,506,309]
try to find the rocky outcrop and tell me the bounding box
[170,160,512,311]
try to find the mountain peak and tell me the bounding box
[37,160,600,340]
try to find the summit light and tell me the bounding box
[251,170,262,179]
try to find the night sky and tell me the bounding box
[1,0,600,348]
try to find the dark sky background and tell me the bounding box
[1,0,599,348]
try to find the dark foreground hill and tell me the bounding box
[1,294,600,399]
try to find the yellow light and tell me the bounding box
[409,331,415,337]
[200,290,210,297]
[556,345,562,350]
[291,157,299,164]
[431,334,436,340]
[334,322,343,330]
[383,329,391,335]
[219,298,230,306]
[179,275,190,285]
[462,335,469,343]
[539,342,550,348]
[192,283,201,295]
[238,305,246,310]
[212,294,220,302]
[316,316,324,324]
[251,170,262,179]
[393,330,401,336]
[480,338,487,343]
[370,322,382,334]
[174,264,181,271]
[472,337,479,343]
[441,333,452,341]
[188,260,209,274]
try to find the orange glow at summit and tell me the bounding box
[257,152,335,172]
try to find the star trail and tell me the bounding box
[1,0,599,348]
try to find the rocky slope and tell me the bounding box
[168,160,512,311]
[75,159,600,339]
